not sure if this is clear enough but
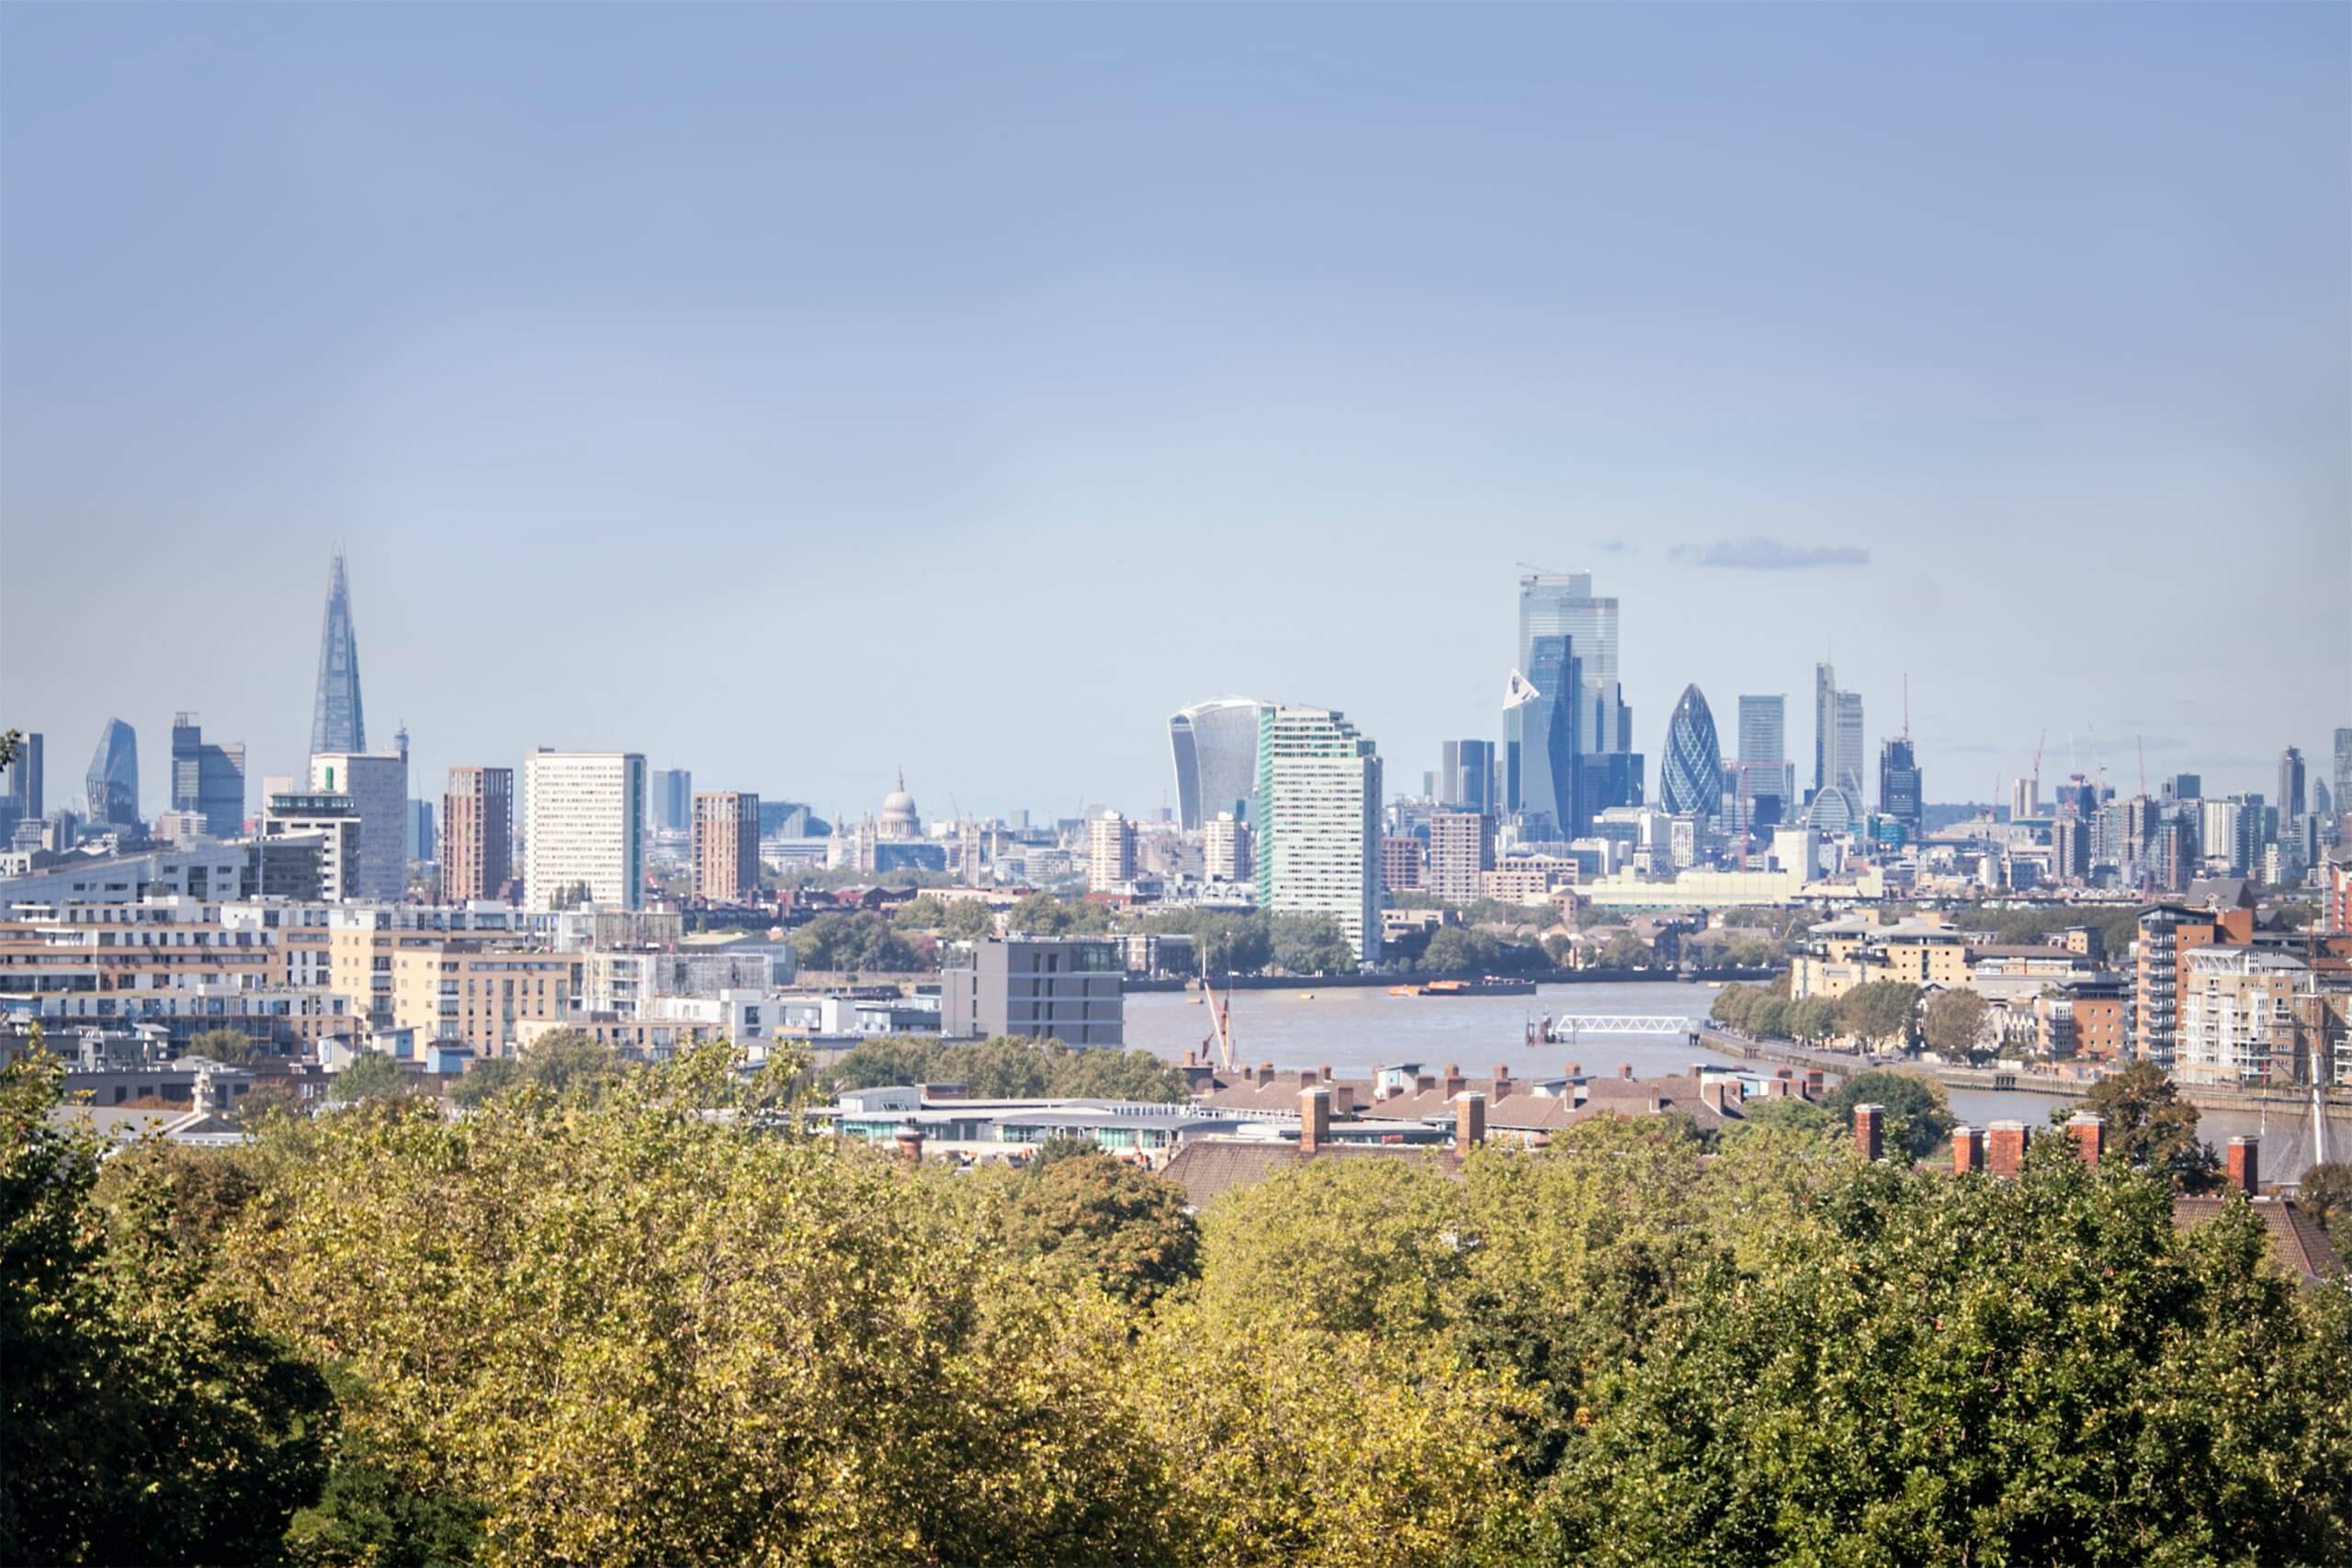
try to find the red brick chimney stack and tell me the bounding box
[1852,1102,1883,1162]
[1952,1126,1984,1175]
[1455,1089,1487,1150]
[2226,1136,2258,1195]
[1987,1120,2029,1179]
[2066,1113,2105,1168]
[1299,1086,1331,1156]
[894,1122,924,1168]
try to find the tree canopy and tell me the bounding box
[1822,1067,1954,1162]
[824,1034,1188,1103]
[789,911,922,973]
[5,1038,2346,1567]
[2053,1061,2220,1190]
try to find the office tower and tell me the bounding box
[1170,698,1269,830]
[1812,665,1866,799]
[1085,810,1136,892]
[310,752,407,900]
[2232,795,2266,875]
[85,718,141,828]
[1519,633,1581,836]
[1428,809,1495,903]
[264,788,362,901]
[1256,706,1382,964]
[1878,737,1923,830]
[168,715,247,838]
[1439,739,1495,814]
[1660,685,1724,823]
[2052,813,2089,881]
[523,750,647,910]
[310,549,367,755]
[2318,780,2335,819]
[1737,696,1784,769]
[442,766,514,903]
[405,800,435,862]
[2278,748,2306,820]
[692,790,761,902]
[1511,570,1634,833]
[3,730,41,826]
[2166,773,2203,804]
[652,768,694,833]
[2009,778,2041,820]
[2335,728,2352,815]
[1202,811,1251,883]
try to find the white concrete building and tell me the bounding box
[1087,811,1135,892]
[522,750,647,911]
[309,752,407,900]
[1255,706,1382,964]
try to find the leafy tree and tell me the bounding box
[1822,1068,1952,1162]
[1919,987,1994,1062]
[1270,913,1357,976]
[1,1050,335,1565]
[824,1034,944,1092]
[1725,1095,1840,1138]
[2055,1061,2219,1191]
[892,893,997,939]
[1196,1154,1469,1339]
[1003,1150,1200,1307]
[330,1052,411,1104]
[448,1030,624,1110]
[1600,930,1655,968]
[788,910,920,972]
[220,1050,1170,1565]
[2299,1161,2352,1258]
[1528,1144,2352,1566]
[1786,995,1839,1043]
[188,1027,258,1065]
[1049,1047,1188,1103]
[1745,994,1790,1038]
[937,1035,1056,1099]
[1724,938,1783,969]
[1836,979,1920,1052]
[232,1077,310,1127]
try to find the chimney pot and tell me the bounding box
[1646,1094,1664,1113]
[1852,1101,1883,1162]
[1620,1062,1634,1079]
[1415,1074,1436,1092]
[2226,1136,2258,1195]
[2066,1112,2105,1169]
[1259,1062,1273,1083]
[1567,1061,1581,1077]
[1320,1063,1334,1082]
[1454,1090,1487,1150]
[1332,1084,1355,1114]
[894,1122,924,1168]
[1952,1126,1985,1175]
[1492,1062,1510,1081]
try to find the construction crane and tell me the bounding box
[2031,728,2047,807]
[1200,971,1238,1074]
[2137,735,2148,799]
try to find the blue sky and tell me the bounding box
[3,4,2345,821]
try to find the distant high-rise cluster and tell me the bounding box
[1507,571,1639,840]
[1169,699,1268,830]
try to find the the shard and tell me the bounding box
[310,550,367,756]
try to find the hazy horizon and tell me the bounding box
[4,5,2346,822]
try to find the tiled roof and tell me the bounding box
[2172,1195,2344,1285]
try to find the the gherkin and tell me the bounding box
[1660,683,1723,821]
[310,550,366,756]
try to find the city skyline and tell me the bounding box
[2,6,2345,816]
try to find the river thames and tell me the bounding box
[1125,982,2345,1185]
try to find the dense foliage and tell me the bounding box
[790,911,923,972]
[6,1044,2347,1567]
[825,1032,1190,1102]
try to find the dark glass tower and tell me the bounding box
[311,550,368,756]
[1660,684,1724,821]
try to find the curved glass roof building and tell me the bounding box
[1170,698,1269,830]
[85,717,140,827]
[1660,683,1724,821]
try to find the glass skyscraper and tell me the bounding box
[1660,684,1724,822]
[1814,663,1863,799]
[169,715,247,838]
[85,718,140,828]
[311,550,367,757]
[1510,570,1636,837]
[1170,698,1268,830]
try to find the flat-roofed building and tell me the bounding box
[941,937,1124,1046]
[442,766,514,904]
[389,939,581,1055]
[523,750,647,910]
[691,791,760,902]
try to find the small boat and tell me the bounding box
[1389,984,1424,997]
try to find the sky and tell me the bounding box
[3,4,2346,824]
